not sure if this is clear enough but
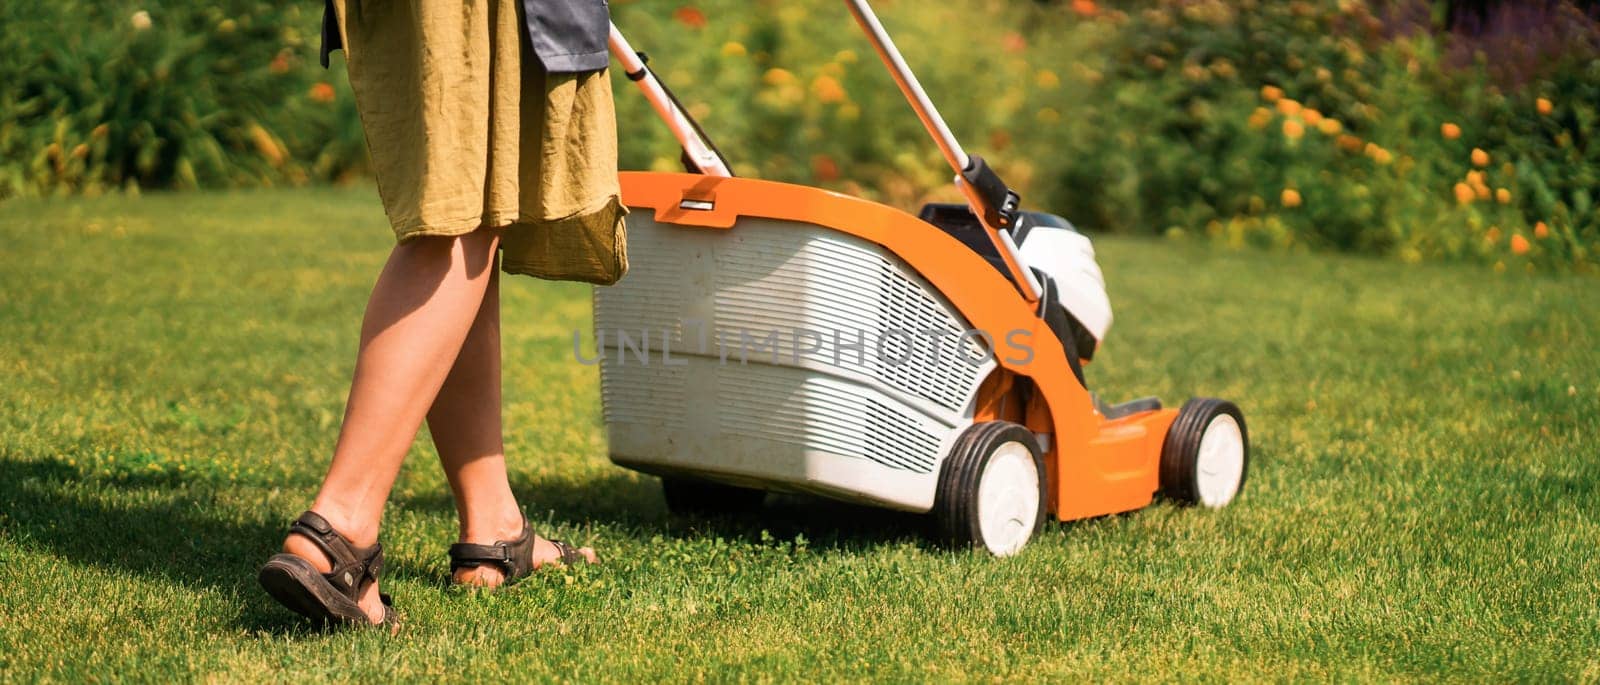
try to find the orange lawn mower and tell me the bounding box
[592,1,1249,556]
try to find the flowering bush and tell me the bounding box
[2,0,1595,270]
[0,1,361,196]
[610,0,1599,271]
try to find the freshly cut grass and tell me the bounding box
[0,189,1596,681]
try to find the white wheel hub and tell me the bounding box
[975,441,1040,556]
[1195,414,1245,508]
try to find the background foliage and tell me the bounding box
[2,0,1596,270]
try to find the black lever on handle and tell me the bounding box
[960,155,1021,230]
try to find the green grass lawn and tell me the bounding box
[1,189,1597,681]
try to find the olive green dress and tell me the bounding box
[327,0,628,284]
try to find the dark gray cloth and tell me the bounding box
[320,0,611,73]
[319,0,340,69]
[521,0,612,72]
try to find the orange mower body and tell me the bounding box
[599,3,1249,555]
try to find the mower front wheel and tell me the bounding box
[933,421,1047,557]
[1159,398,1249,508]
[661,476,766,517]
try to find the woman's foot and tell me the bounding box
[279,515,389,625]
[450,520,597,588]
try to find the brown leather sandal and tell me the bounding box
[257,511,395,628]
[448,517,589,585]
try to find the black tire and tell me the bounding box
[1159,398,1249,507]
[661,476,766,517]
[933,421,1047,555]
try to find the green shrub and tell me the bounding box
[0,1,352,197]
[605,0,1597,270]
[1,0,1595,271]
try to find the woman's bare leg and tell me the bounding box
[426,265,596,588]
[282,229,502,623]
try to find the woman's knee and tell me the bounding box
[395,228,501,278]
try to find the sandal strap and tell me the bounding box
[447,517,590,580]
[448,518,535,579]
[288,511,383,598]
[548,539,588,566]
[447,542,514,567]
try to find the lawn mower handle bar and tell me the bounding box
[844,0,1040,302]
[608,25,734,178]
[608,4,1042,303]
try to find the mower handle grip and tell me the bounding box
[844,0,1041,302]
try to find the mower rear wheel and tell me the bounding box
[661,476,766,517]
[1159,398,1249,508]
[933,421,1047,556]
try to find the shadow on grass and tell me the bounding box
[394,471,939,557]
[1,455,938,634]
[0,456,389,636]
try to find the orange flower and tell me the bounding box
[1471,148,1490,167]
[1364,143,1392,165]
[1281,188,1302,208]
[1534,221,1550,239]
[1276,99,1302,117]
[1536,98,1553,115]
[1318,118,1342,135]
[811,75,846,104]
[1260,85,1284,102]
[1002,32,1027,53]
[1510,234,1530,255]
[762,68,795,86]
[269,51,291,74]
[1337,134,1364,153]
[811,154,839,182]
[1495,188,1511,204]
[1441,122,1461,140]
[1474,184,1491,201]
[1248,107,1273,130]
[1486,226,1502,244]
[1301,108,1324,126]
[1282,119,1305,140]
[989,129,1012,151]
[247,124,284,167]
[1072,0,1099,17]
[1453,183,1475,205]
[1466,170,1485,186]
[673,6,707,29]
[308,82,336,103]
